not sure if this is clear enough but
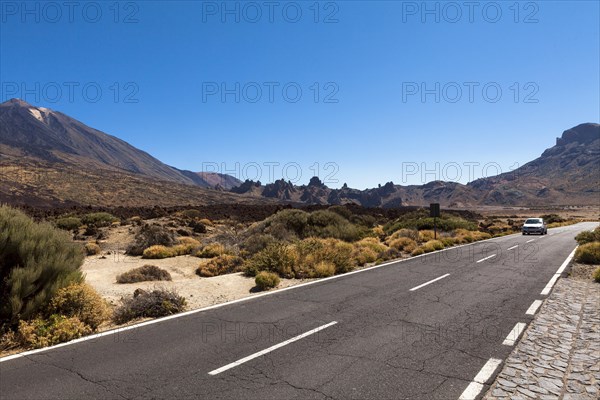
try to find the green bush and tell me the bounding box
[47,283,109,330]
[55,217,82,231]
[305,210,364,241]
[241,234,278,256]
[575,227,600,245]
[196,255,244,277]
[260,209,366,242]
[422,240,445,252]
[575,242,600,264]
[117,265,172,284]
[255,271,280,291]
[81,212,118,227]
[0,206,84,326]
[593,267,600,283]
[385,210,477,234]
[113,289,186,324]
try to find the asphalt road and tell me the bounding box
[1,222,597,400]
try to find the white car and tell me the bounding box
[522,218,548,235]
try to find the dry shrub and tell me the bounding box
[422,240,444,253]
[142,245,175,259]
[172,237,201,255]
[418,230,436,242]
[389,237,417,253]
[313,261,336,277]
[386,228,419,243]
[372,226,385,239]
[84,242,101,256]
[195,242,226,258]
[117,265,172,284]
[575,242,600,264]
[127,224,176,256]
[196,255,244,277]
[113,289,186,324]
[411,247,425,256]
[16,316,92,349]
[47,283,109,330]
[244,242,297,278]
[255,271,280,291]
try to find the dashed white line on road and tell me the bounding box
[208,321,337,375]
[526,239,535,243]
[476,254,496,263]
[541,247,577,295]
[502,322,527,346]
[409,273,450,291]
[507,245,519,251]
[458,358,503,400]
[525,300,543,315]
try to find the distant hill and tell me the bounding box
[0,98,597,208]
[230,123,600,207]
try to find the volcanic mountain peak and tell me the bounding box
[556,123,600,146]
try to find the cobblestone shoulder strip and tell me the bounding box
[484,279,600,399]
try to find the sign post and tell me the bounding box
[430,203,440,240]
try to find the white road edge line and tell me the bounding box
[409,273,450,291]
[208,321,338,375]
[458,358,503,400]
[526,239,535,243]
[0,227,567,363]
[525,300,543,316]
[502,322,527,346]
[476,254,496,263]
[540,247,577,296]
[507,245,518,251]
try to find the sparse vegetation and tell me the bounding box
[113,288,186,324]
[575,227,600,245]
[575,242,600,264]
[254,271,280,291]
[127,223,176,256]
[196,255,244,277]
[593,267,600,283]
[117,265,172,283]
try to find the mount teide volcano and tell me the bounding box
[0,99,245,207]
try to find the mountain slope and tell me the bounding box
[0,99,240,188]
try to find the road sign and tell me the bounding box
[430,203,440,239]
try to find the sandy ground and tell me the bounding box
[82,252,312,310]
[568,262,599,282]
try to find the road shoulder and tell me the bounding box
[484,277,600,399]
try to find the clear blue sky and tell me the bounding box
[1,1,599,188]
